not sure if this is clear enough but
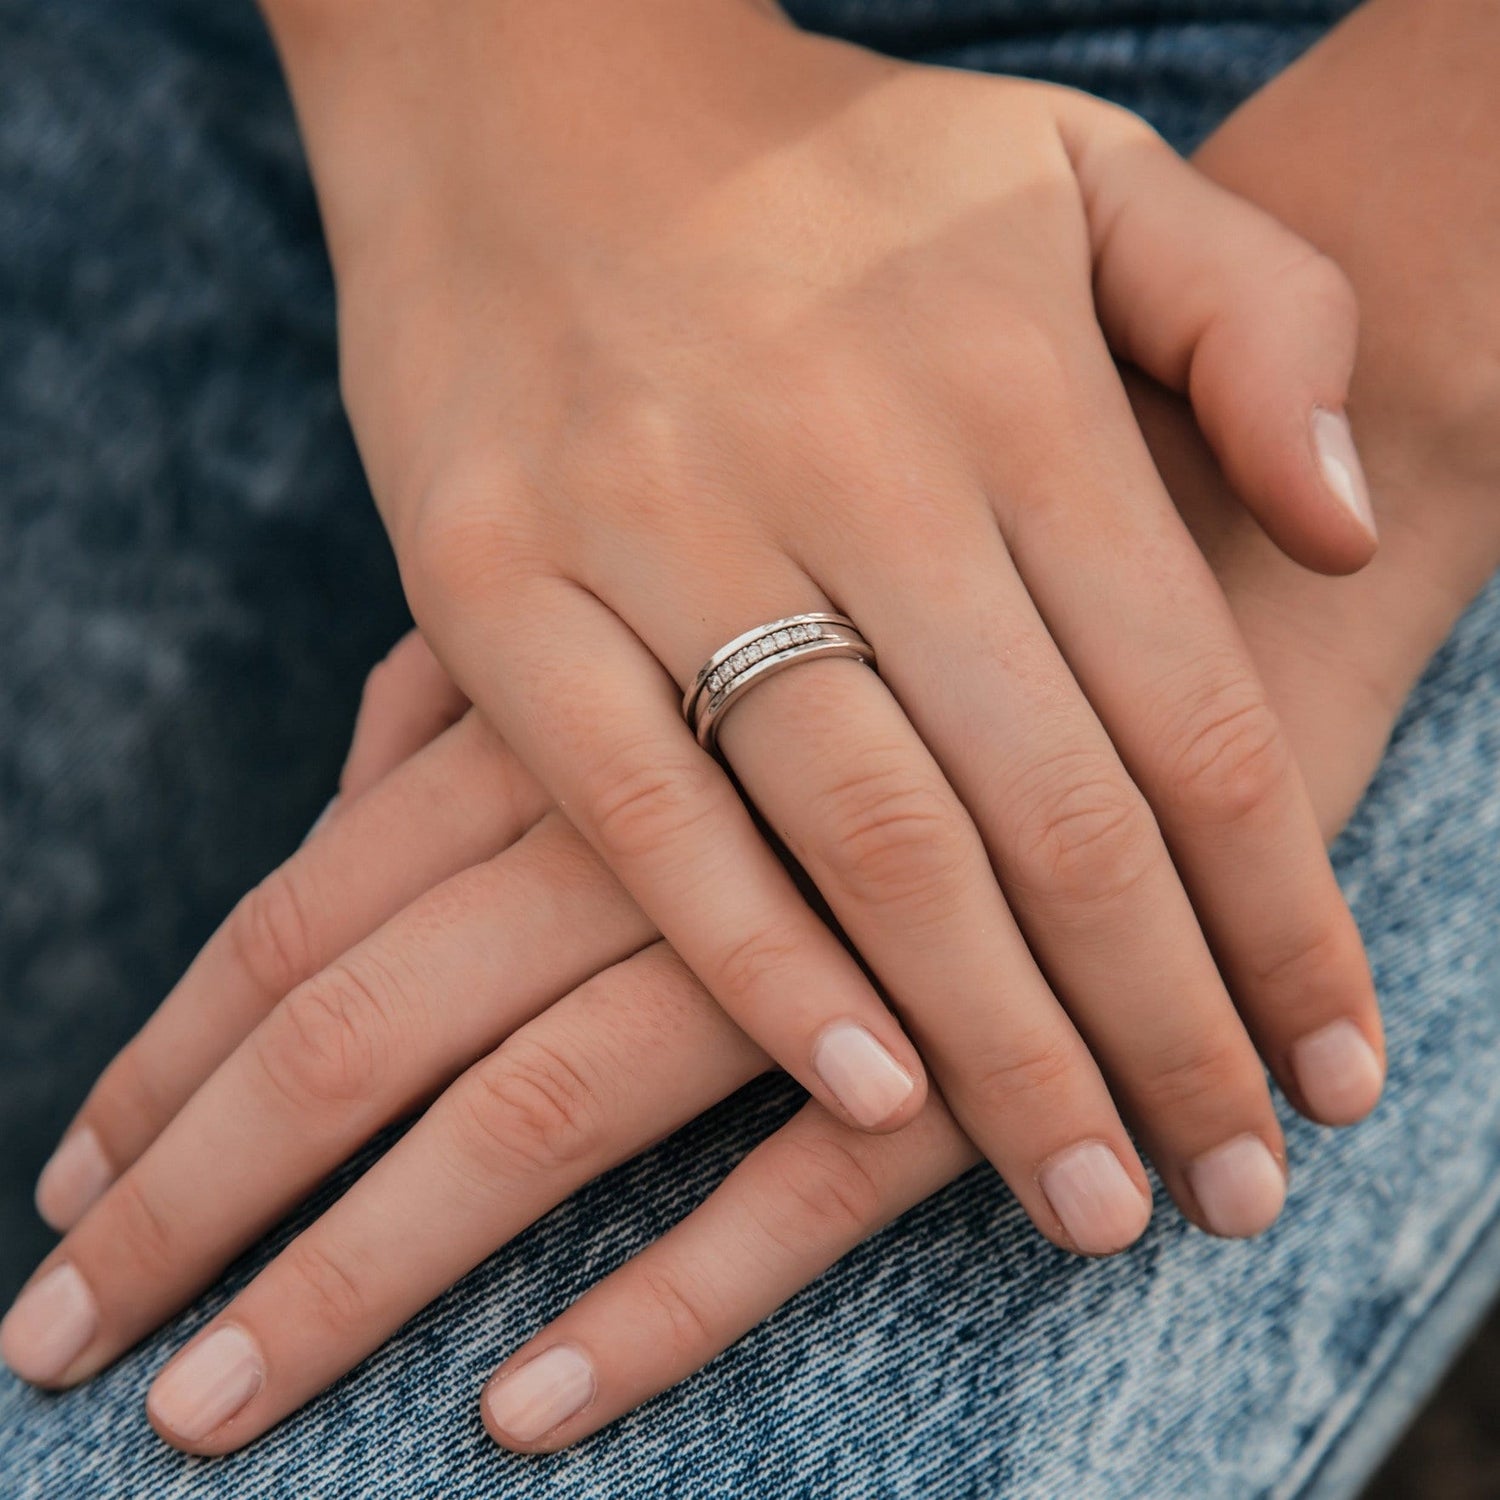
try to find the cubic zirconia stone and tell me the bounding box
[773,629,791,649]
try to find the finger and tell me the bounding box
[338,629,469,802]
[576,523,1155,1249]
[414,563,929,1134]
[483,1098,977,1451]
[993,363,1383,1131]
[141,944,765,1453]
[2,813,654,1390]
[32,712,548,1234]
[822,514,1289,1236]
[707,648,1154,1252]
[1060,100,1376,574]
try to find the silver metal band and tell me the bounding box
[683,612,876,751]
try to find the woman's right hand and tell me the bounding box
[260,0,1383,1241]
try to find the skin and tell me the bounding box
[4,0,1499,1463]
[244,0,1388,1228]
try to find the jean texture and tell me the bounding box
[3,0,1497,1496]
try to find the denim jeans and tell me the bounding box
[3,0,1497,1495]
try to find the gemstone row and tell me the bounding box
[706,620,825,695]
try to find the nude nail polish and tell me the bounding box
[148,1325,264,1442]
[1312,408,1376,538]
[0,1263,98,1383]
[811,1023,915,1128]
[486,1345,596,1443]
[1187,1135,1287,1239]
[1291,1020,1383,1125]
[1039,1141,1151,1255]
[35,1127,114,1232]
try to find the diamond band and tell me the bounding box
[705,621,825,696]
[683,612,876,751]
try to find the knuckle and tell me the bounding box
[819,760,970,917]
[402,488,527,614]
[226,869,319,1001]
[256,963,390,1111]
[93,1041,174,1139]
[761,1133,886,1247]
[1138,1034,1252,1118]
[1280,246,1359,331]
[281,1237,371,1336]
[961,1032,1080,1116]
[106,1173,177,1281]
[631,1265,719,1355]
[453,1037,604,1176]
[565,394,703,517]
[588,743,721,867]
[1168,692,1289,828]
[1248,919,1364,1008]
[981,316,1079,427]
[712,923,807,1005]
[1009,755,1156,908]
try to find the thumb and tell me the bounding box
[1061,102,1376,575]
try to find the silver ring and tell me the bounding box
[683,612,876,751]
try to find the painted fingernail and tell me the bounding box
[148,1325,264,1442]
[811,1023,915,1128]
[486,1345,596,1443]
[1291,1020,1383,1125]
[1187,1135,1287,1239]
[35,1127,114,1232]
[1312,408,1376,538]
[1039,1141,1151,1256]
[0,1263,99,1383]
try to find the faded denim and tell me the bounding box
[2,1,1496,1496]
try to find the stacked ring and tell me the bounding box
[683,612,877,752]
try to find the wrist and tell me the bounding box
[259,0,805,277]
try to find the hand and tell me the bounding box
[472,2,1500,1449]
[6,305,1481,1444]
[265,0,1382,1234]
[5,0,1493,1457]
[0,438,1407,1452]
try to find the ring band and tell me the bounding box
[683,612,876,751]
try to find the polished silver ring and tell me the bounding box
[683,612,876,751]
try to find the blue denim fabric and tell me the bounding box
[3,0,1496,1496]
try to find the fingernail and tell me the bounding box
[1187,1135,1287,1239]
[1039,1141,1151,1255]
[486,1345,596,1443]
[35,1127,114,1232]
[0,1263,99,1383]
[1291,1019,1383,1125]
[1312,408,1376,538]
[148,1325,264,1442]
[811,1023,915,1128]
